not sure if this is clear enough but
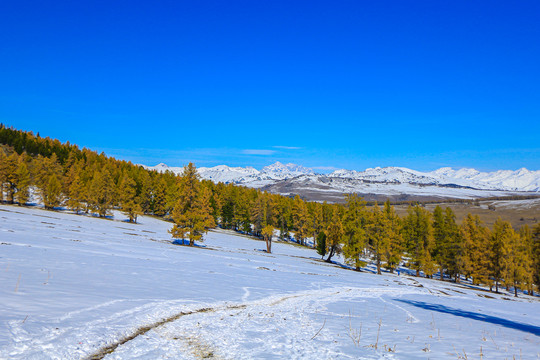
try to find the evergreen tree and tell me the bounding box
[316,231,327,258]
[325,209,343,263]
[341,194,367,271]
[14,157,31,205]
[461,214,491,287]
[1,152,19,203]
[235,190,252,234]
[250,194,267,237]
[169,163,215,246]
[490,218,512,293]
[292,195,311,246]
[120,173,142,223]
[44,173,63,209]
[0,150,6,202]
[402,205,435,277]
[432,206,448,280]
[273,195,292,240]
[151,175,168,216]
[309,202,324,241]
[383,200,403,273]
[443,207,463,282]
[366,204,389,274]
[88,167,115,217]
[531,224,540,295]
[507,226,533,297]
[33,154,64,209]
[66,160,87,213]
[261,224,274,253]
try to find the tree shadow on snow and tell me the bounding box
[395,299,540,336]
[171,239,207,248]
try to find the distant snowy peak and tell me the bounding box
[329,166,440,185]
[198,165,260,183]
[429,167,540,191]
[261,162,314,179]
[144,163,184,175]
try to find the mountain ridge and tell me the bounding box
[143,162,540,201]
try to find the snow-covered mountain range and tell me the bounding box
[144,162,540,201]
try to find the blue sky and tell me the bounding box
[1,1,539,172]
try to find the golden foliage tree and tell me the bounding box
[169,163,215,246]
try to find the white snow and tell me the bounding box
[1,204,539,359]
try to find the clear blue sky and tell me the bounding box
[1,1,539,172]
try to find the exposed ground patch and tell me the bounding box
[85,304,246,360]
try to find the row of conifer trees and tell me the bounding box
[1,124,539,296]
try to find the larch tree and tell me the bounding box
[119,173,142,223]
[402,205,435,277]
[367,204,389,274]
[292,195,311,246]
[432,206,448,280]
[273,195,292,241]
[341,194,367,271]
[250,194,267,238]
[15,156,31,205]
[34,154,64,209]
[150,175,168,216]
[461,214,491,287]
[443,207,463,282]
[1,152,19,203]
[325,209,344,263]
[531,224,540,295]
[66,160,87,214]
[169,163,215,246]
[308,202,324,242]
[88,166,116,217]
[490,218,512,293]
[261,224,274,253]
[506,227,533,297]
[382,200,403,273]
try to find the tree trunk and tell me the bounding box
[514,281,518,297]
[377,258,381,275]
[416,268,420,277]
[440,266,444,281]
[325,247,335,263]
[266,237,272,253]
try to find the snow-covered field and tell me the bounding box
[1,205,539,359]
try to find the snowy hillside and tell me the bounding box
[1,204,539,359]
[431,167,540,191]
[144,162,540,201]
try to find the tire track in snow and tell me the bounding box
[85,304,247,360]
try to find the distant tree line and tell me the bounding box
[1,124,539,296]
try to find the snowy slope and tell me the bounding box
[1,204,539,359]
